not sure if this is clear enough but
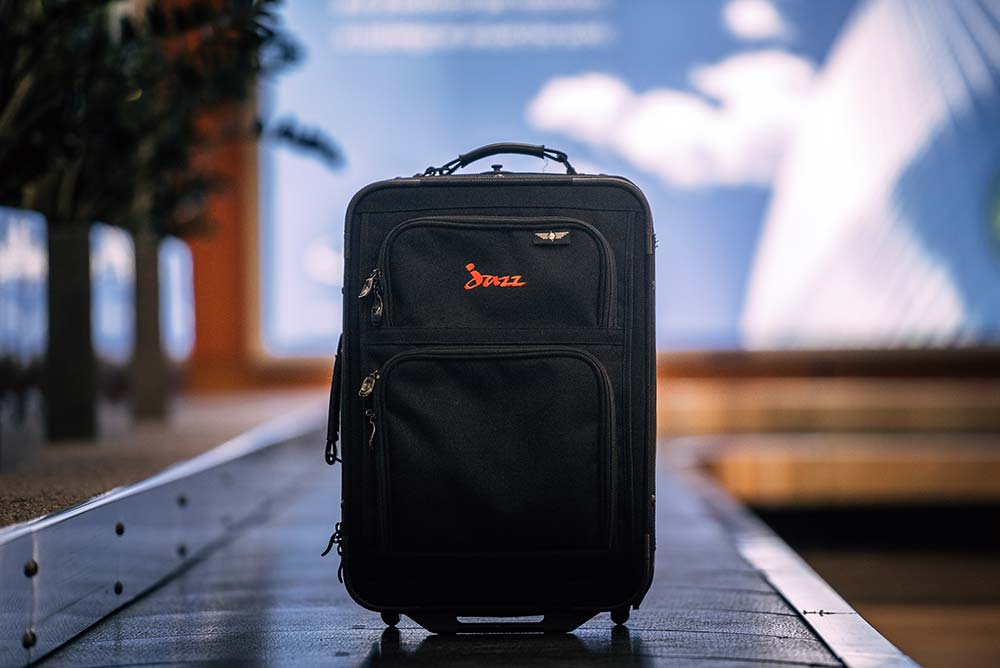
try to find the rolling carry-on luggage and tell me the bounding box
[325,143,655,633]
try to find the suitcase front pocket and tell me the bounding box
[365,347,615,554]
[360,217,615,328]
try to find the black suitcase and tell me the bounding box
[325,143,655,633]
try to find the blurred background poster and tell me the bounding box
[259,0,1000,357]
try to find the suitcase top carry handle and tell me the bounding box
[420,142,578,176]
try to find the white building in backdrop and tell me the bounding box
[742,0,1000,349]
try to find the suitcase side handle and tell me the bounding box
[421,142,578,176]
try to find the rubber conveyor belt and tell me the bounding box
[36,432,910,667]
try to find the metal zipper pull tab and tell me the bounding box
[365,409,377,449]
[358,269,379,298]
[370,291,383,325]
[358,269,384,325]
[358,371,379,397]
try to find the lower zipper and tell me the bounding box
[367,346,617,553]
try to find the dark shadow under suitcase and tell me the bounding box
[325,143,656,633]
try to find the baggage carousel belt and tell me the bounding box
[35,439,848,667]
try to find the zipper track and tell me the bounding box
[374,216,615,327]
[370,345,618,553]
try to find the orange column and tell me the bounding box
[187,115,252,390]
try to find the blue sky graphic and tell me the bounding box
[260,0,858,356]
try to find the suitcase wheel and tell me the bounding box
[610,606,630,626]
[381,611,400,627]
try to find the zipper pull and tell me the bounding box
[358,269,384,325]
[320,521,345,583]
[358,269,379,298]
[321,521,342,557]
[365,409,377,449]
[370,292,383,325]
[358,370,379,397]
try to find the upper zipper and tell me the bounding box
[360,216,615,328]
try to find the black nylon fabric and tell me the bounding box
[376,349,612,554]
[379,218,611,328]
[335,172,655,622]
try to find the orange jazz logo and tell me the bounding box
[464,263,527,290]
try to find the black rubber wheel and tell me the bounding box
[610,606,630,626]
[381,611,400,627]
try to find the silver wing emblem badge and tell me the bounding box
[535,231,570,241]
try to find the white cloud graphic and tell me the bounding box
[330,20,614,52]
[303,239,345,287]
[723,0,789,41]
[329,0,608,15]
[526,50,816,188]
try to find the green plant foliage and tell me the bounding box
[0,0,340,236]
